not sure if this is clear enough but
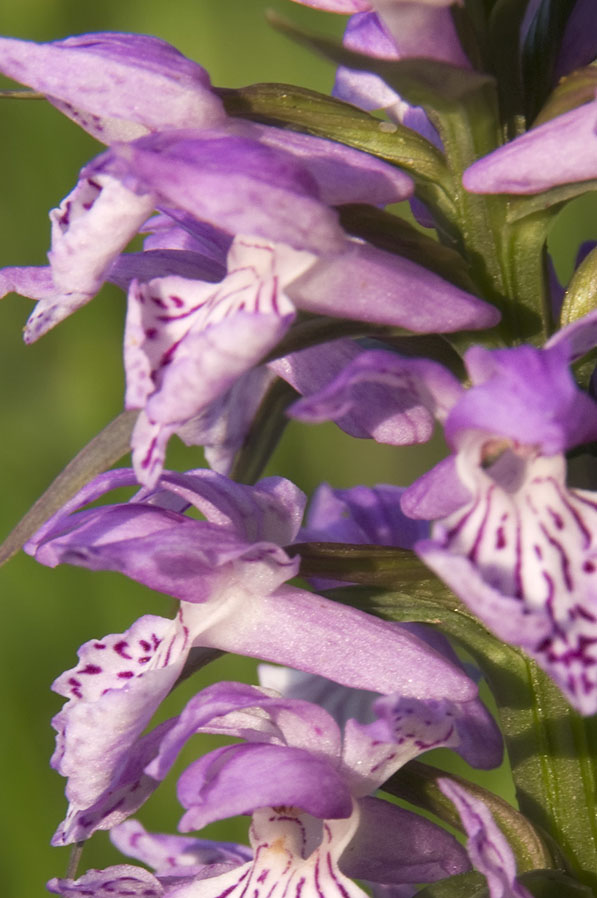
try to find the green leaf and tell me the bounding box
[219,83,449,187]
[0,408,137,567]
[383,761,556,873]
[324,585,597,890]
[534,66,597,127]
[229,378,298,485]
[413,872,487,898]
[0,89,44,99]
[560,245,597,326]
[266,12,494,112]
[295,542,439,589]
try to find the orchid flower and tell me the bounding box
[288,312,597,713]
[49,675,496,897]
[25,467,479,843]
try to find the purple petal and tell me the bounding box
[439,779,532,898]
[258,665,379,725]
[341,795,470,883]
[401,455,472,520]
[447,344,597,453]
[463,100,597,194]
[287,241,500,330]
[103,132,347,254]
[198,582,478,700]
[546,308,597,363]
[109,249,225,288]
[0,32,225,143]
[251,122,413,205]
[554,0,597,80]
[302,483,428,547]
[47,866,164,898]
[177,743,353,830]
[372,2,470,67]
[111,819,251,877]
[147,680,342,782]
[289,349,464,445]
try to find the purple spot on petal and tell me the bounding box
[117,670,135,679]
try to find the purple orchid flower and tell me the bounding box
[55,678,476,898]
[287,314,597,713]
[439,779,533,898]
[0,32,226,143]
[26,467,479,843]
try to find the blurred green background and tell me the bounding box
[1,3,597,894]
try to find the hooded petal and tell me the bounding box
[286,243,500,330]
[0,32,225,143]
[463,99,597,195]
[101,132,347,254]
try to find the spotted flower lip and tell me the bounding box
[0,32,227,143]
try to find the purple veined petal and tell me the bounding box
[47,865,164,898]
[415,439,597,715]
[288,348,464,446]
[196,583,478,700]
[250,122,413,205]
[180,679,341,749]
[439,779,532,898]
[102,131,347,254]
[110,819,252,878]
[258,662,503,771]
[147,680,343,782]
[447,344,597,454]
[170,806,367,898]
[545,308,597,364]
[341,692,491,795]
[401,455,472,520]
[50,614,190,810]
[177,743,353,831]
[141,210,233,261]
[286,241,500,330]
[463,98,597,195]
[124,235,306,414]
[52,718,177,846]
[341,795,470,884]
[0,32,225,143]
[125,236,313,485]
